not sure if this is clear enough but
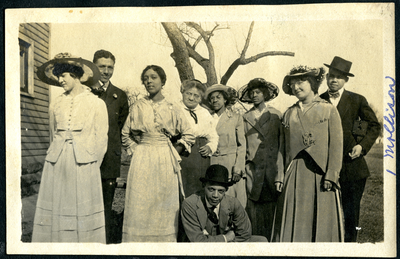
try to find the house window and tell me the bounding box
[19,34,35,97]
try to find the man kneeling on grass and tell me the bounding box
[181,164,268,242]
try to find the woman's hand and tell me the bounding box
[174,143,184,154]
[199,145,212,157]
[324,180,333,191]
[232,166,243,183]
[275,182,283,192]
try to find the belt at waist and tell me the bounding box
[55,130,81,140]
[213,149,237,157]
[140,133,169,146]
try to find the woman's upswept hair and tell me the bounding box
[52,63,84,79]
[141,65,167,85]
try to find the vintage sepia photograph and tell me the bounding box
[6,3,395,256]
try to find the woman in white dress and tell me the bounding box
[32,53,108,242]
[121,65,195,242]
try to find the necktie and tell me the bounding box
[328,90,340,99]
[92,87,105,97]
[208,206,219,224]
[189,109,198,124]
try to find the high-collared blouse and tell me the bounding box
[282,96,343,185]
[46,89,109,164]
[122,97,195,154]
[179,101,219,154]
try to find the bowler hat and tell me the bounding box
[37,52,101,88]
[200,165,234,187]
[239,78,279,103]
[324,56,354,77]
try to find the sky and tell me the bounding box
[50,19,383,116]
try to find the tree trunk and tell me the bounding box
[161,22,194,82]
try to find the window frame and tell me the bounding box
[19,34,35,98]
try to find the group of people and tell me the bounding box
[31,50,380,244]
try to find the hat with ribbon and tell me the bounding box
[37,52,101,88]
[324,56,354,77]
[200,164,234,187]
[282,65,325,95]
[239,78,279,103]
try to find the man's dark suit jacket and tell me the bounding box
[181,190,252,242]
[99,82,129,179]
[320,90,380,182]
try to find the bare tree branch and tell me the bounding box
[240,21,254,60]
[185,22,218,85]
[243,51,295,64]
[161,22,195,82]
[220,51,295,85]
[192,25,230,50]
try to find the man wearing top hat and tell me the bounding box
[92,49,129,244]
[320,56,381,242]
[181,164,267,242]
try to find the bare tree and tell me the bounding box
[162,22,295,87]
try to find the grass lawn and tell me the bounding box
[357,143,384,243]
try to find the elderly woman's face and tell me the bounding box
[58,72,77,93]
[143,69,163,95]
[183,87,202,109]
[209,91,226,111]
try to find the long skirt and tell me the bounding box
[271,151,344,242]
[122,135,180,242]
[210,153,247,208]
[180,137,210,198]
[32,141,106,242]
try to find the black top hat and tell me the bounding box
[324,56,354,77]
[200,165,234,187]
[239,78,279,103]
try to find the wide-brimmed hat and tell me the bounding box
[37,52,101,87]
[205,84,238,106]
[324,56,354,77]
[282,65,325,95]
[239,78,279,103]
[205,84,229,99]
[200,164,234,187]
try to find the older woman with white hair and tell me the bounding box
[178,79,219,198]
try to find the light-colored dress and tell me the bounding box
[32,90,108,242]
[121,97,195,242]
[271,97,344,242]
